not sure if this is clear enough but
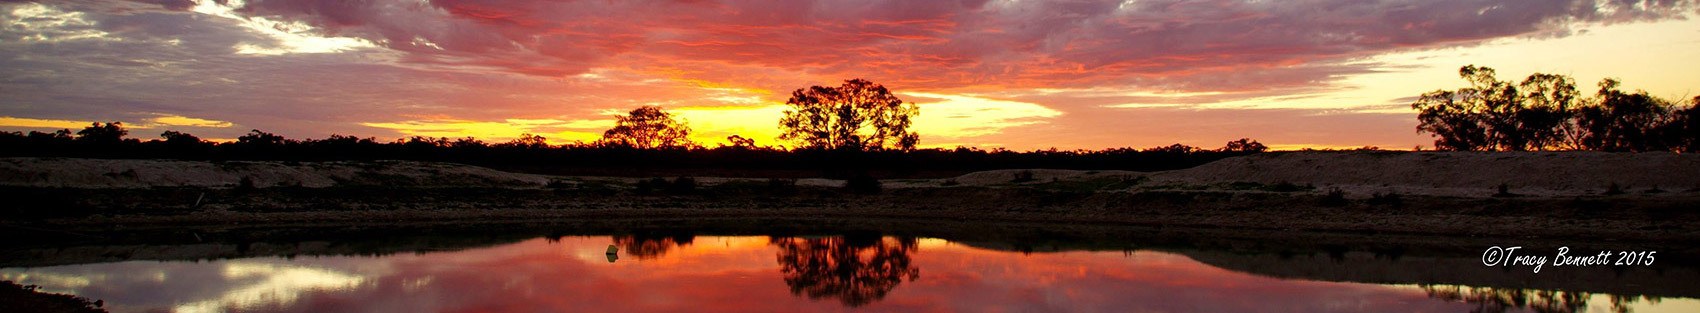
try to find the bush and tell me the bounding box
[939,179,959,186]
[1604,183,1625,195]
[1492,183,1515,197]
[667,176,697,194]
[766,178,798,196]
[1262,181,1307,192]
[1318,188,1347,206]
[236,176,257,191]
[635,177,669,194]
[846,174,882,194]
[1368,192,1402,206]
[1012,170,1035,183]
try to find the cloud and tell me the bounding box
[0,115,93,129]
[0,114,232,131]
[146,113,235,128]
[2,0,1697,149]
[210,0,1697,93]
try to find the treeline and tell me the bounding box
[1413,65,1700,152]
[0,125,1271,178]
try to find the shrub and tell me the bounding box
[667,176,697,194]
[766,178,798,196]
[1012,170,1035,183]
[1262,181,1307,192]
[1604,183,1625,195]
[846,174,882,194]
[635,177,669,194]
[1492,183,1515,197]
[1368,192,1403,206]
[236,176,257,191]
[939,179,959,186]
[1318,188,1347,206]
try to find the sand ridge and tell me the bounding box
[0,157,550,188]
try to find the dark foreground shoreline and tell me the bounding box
[4,215,1698,299]
[6,184,1698,242]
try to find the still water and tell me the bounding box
[3,235,1694,313]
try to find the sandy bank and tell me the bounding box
[1149,151,1700,197]
[942,151,1700,198]
[0,158,549,188]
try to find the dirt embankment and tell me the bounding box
[1150,151,1700,197]
[0,158,550,189]
[943,151,1700,198]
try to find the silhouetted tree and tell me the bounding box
[599,106,692,149]
[75,122,127,144]
[1419,285,1651,313]
[29,129,73,142]
[1415,66,1533,151]
[1145,143,1202,154]
[236,129,287,146]
[1576,79,1672,152]
[449,136,487,149]
[159,130,200,144]
[1516,73,1580,150]
[1221,138,1267,152]
[773,236,920,307]
[498,133,549,149]
[723,135,757,149]
[780,79,919,151]
[1665,97,1700,152]
[1414,65,1700,152]
[1414,89,1493,151]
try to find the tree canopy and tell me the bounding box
[779,79,919,151]
[599,106,693,149]
[1413,65,1699,152]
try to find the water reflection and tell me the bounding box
[1421,284,1665,313]
[2,235,1696,312]
[772,236,920,307]
[612,234,696,260]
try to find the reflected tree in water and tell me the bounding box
[612,234,695,260]
[1421,284,1661,313]
[772,236,920,307]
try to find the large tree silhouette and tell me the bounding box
[1576,79,1672,152]
[772,236,920,307]
[779,79,919,151]
[600,106,692,149]
[1413,65,1698,152]
[74,122,126,144]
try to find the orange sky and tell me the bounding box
[2,1,1699,150]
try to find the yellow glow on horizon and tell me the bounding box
[0,114,234,130]
[360,118,604,145]
[0,116,95,129]
[151,114,234,128]
[671,105,789,147]
[904,92,1063,139]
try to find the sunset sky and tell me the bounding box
[2,0,1698,150]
